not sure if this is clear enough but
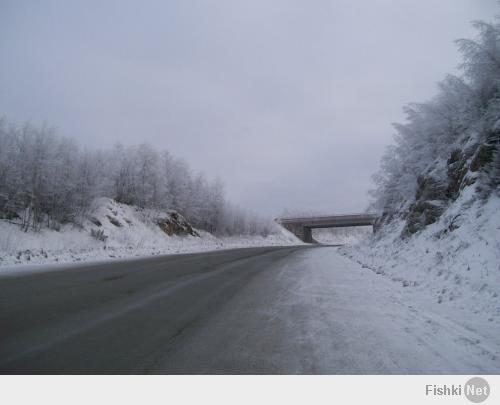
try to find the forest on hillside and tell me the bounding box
[0,120,272,236]
[370,17,500,236]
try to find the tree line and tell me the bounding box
[0,119,274,236]
[370,17,500,216]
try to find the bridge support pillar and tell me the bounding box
[281,223,316,243]
[302,227,313,243]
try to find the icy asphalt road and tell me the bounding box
[0,245,498,374]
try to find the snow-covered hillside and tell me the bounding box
[0,198,302,269]
[341,18,500,325]
[340,191,500,321]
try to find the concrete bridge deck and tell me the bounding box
[278,213,377,243]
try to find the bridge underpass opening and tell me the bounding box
[277,214,377,243]
[312,226,373,245]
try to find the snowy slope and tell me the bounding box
[340,189,500,325]
[293,248,500,373]
[340,19,500,329]
[0,198,302,269]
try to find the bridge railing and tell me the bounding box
[277,213,377,224]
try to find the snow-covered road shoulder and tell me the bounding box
[298,247,500,373]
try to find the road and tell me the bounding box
[0,245,498,374]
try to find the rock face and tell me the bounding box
[415,175,447,201]
[403,200,446,236]
[402,175,447,236]
[446,148,469,199]
[157,212,199,237]
[470,140,497,172]
[401,132,499,237]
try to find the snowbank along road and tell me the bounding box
[0,246,498,374]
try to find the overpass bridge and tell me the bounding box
[277,213,377,243]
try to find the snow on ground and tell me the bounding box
[289,247,500,373]
[312,226,372,245]
[338,191,500,348]
[175,244,500,373]
[0,198,302,271]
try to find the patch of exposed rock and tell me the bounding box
[401,131,499,237]
[157,212,199,237]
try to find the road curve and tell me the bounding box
[1,245,498,374]
[0,246,314,374]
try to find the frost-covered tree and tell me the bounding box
[370,16,500,221]
[0,117,273,236]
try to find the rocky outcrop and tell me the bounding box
[470,140,497,172]
[401,131,500,237]
[85,198,201,243]
[157,212,199,237]
[402,200,445,236]
[402,174,447,237]
[446,148,470,199]
[415,175,447,201]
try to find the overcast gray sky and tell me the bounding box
[0,0,497,216]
